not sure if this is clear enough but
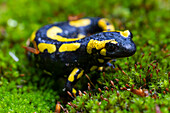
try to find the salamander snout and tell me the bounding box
[122,42,136,56]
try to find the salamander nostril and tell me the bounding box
[121,43,136,56]
[127,43,136,55]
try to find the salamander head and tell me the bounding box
[104,30,136,58]
[86,30,136,58]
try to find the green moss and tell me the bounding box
[0,0,169,112]
[0,72,59,111]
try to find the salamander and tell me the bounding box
[28,17,136,95]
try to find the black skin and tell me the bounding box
[35,32,136,74]
[34,17,109,75]
[32,17,136,95]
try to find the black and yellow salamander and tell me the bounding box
[27,17,136,95]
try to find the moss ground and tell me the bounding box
[0,0,169,112]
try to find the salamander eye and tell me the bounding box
[105,43,117,52]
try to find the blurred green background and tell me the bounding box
[0,0,169,112]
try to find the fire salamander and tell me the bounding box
[28,17,136,96]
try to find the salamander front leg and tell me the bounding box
[106,62,115,69]
[98,60,116,72]
[65,68,84,96]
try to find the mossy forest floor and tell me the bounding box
[0,0,169,112]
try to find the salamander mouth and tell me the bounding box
[107,51,135,58]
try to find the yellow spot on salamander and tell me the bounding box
[38,43,56,53]
[59,43,81,52]
[120,30,130,38]
[98,59,104,63]
[98,67,103,71]
[30,31,37,42]
[98,18,115,31]
[87,39,117,54]
[77,34,85,38]
[110,40,118,44]
[47,26,85,42]
[77,70,84,79]
[100,48,106,56]
[72,88,77,94]
[68,68,79,82]
[90,66,98,71]
[69,19,91,27]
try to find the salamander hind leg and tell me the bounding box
[65,68,84,96]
